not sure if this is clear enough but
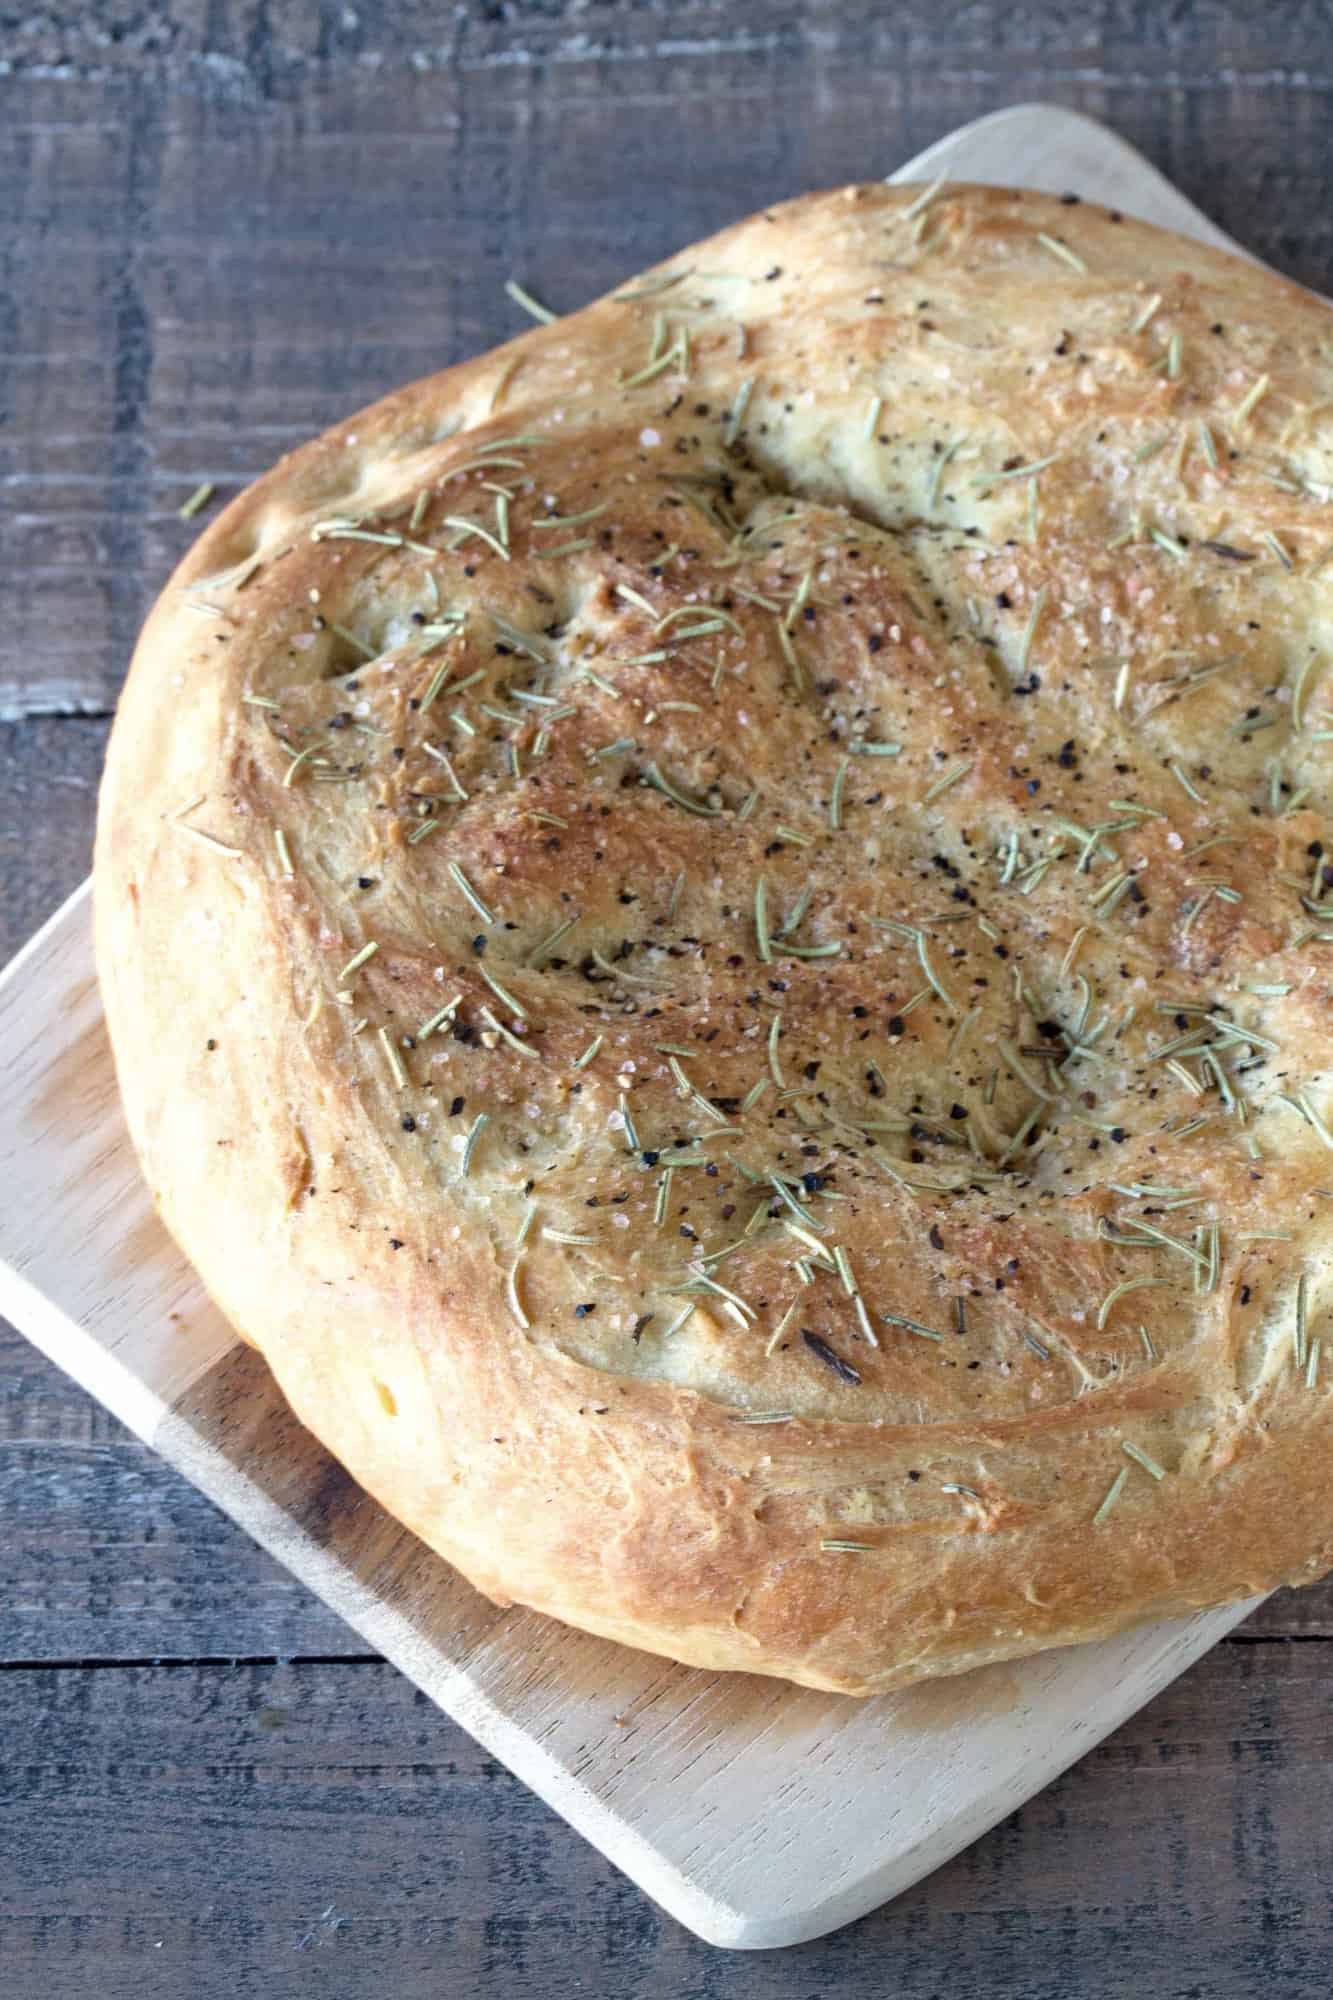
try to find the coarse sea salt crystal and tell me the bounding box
[640,428,661,448]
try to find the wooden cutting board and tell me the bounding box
[0,104,1273,1951]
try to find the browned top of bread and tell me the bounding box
[95,183,1333,1693]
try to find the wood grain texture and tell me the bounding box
[1,1641,1331,2000]
[0,721,107,961]
[0,1322,357,1662]
[4,4,1333,1991]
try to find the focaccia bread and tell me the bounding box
[95,183,1333,1694]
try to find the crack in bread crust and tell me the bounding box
[96,182,1332,1693]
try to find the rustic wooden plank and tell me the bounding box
[0,720,105,963]
[7,0,1333,113]
[0,1322,357,1662]
[1236,1580,1333,1637]
[0,1639,1329,1998]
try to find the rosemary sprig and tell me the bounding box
[504,278,557,324]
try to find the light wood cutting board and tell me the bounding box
[0,104,1277,1950]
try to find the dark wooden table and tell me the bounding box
[4,5,1333,1994]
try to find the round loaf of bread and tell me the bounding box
[96,183,1333,1694]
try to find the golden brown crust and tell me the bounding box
[96,183,1333,1693]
